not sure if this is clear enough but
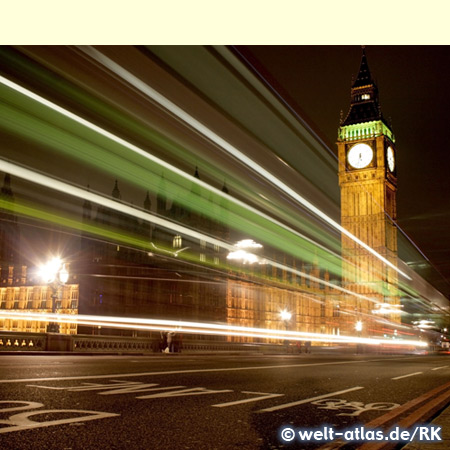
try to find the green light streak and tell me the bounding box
[0,50,409,301]
[0,46,341,256]
[0,83,345,279]
[0,197,337,298]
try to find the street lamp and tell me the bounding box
[280,309,292,353]
[280,309,292,328]
[355,320,363,354]
[39,257,69,333]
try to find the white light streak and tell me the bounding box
[0,73,410,307]
[0,159,234,253]
[0,73,342,278]
[372,303,404,315]
[0,311,427,347]
[77,46,411,281]
[0,158,379,305]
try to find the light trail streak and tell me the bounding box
[0,159,234,252]
[0,169,383,306]
[0,72,403,299]
[0,74,350,281]
[78,46,411,281]
[0,74,412,305]
[0,311,427,347]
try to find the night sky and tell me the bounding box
[235,45,450,297]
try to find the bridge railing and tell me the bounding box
[0,330,431,355]
[0,330,47,351]
[0,330,261,353]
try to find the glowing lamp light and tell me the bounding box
[59,264,69,283]
[39,257,65,284]
[280,310,292,321]
[235,239,263,249]
[355,321,363,332]
[38,257,69,334]
[227,239,263,264]
[227,250,259,264]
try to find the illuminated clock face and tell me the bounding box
[347,143,373,169]
[387,146,395,172]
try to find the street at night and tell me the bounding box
[1,352,449,449]
[1,10,450,450]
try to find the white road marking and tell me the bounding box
[0,358,396,384]
[391,372,423,380]
[27,381,142,391]
[101,385,186,396]
[137,387,233,399]
[0,401,44,413]
[212,391,284,408]
[431,366,448,371]
[25,385,66,390]
[258,386,364,412]
[0,402,119,434]
[29,380,188,396]
[311,398,399,416]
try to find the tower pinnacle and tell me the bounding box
[342,48,386,127]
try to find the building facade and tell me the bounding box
[0,172,80,334]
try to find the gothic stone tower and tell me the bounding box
[337,48,399,333]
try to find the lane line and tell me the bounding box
[431,365,448,371]
[391,372,423,380]
[212,391,284,408]
[258,386,364,412]
[0,358,395,384]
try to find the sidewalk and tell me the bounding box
[401,404,450,449]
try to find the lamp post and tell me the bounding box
[39,258,69,333]
[280,309,292,352]
[355,320,363,354]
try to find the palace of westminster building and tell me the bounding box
[0,50,403,342]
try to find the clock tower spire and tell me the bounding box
[342,47,385,127]
[338,48,399,333]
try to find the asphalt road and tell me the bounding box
[0,352,449,449]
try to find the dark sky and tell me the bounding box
[235,45,450,297]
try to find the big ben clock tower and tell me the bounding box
[338,48,399,331]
